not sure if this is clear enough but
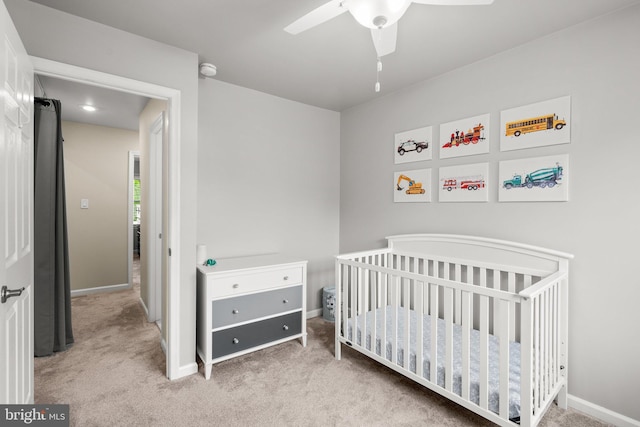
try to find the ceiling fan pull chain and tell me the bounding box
[375,57,382,92]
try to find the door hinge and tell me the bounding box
[168,248,172,256]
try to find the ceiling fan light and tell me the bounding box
[348,0,411,29]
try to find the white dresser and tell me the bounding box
[196,254,307,379]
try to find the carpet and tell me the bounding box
[34,284,610,427]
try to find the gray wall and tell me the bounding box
[340,5,640,421]
[197,79,340,312]
[6,0,199,378]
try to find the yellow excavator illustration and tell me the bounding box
[396,174,425,195]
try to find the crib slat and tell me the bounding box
[430,282,439,384]
[403,275,410,370]
[521,297,533,426]
[392,275,399,364]
[416,278,424,378]
[479,268,489,410]
[454,263,462,325]
[508,272,516,342]
[360,265,367,350]
[381,267,388,360]
[371,266,378,354]
[534,295,540,411]
[498,299,510,419]
[351,265,358,346]
[444,284,454,392]
[461,290,471,400]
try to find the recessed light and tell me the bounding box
[80,104,97,112]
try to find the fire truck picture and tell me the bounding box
[443,123,485,148]
[442,178,485,191]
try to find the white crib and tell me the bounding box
[335,234,573,427]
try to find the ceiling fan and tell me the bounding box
[285,0,495,58]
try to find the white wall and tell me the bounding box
[6,0,199,378]
[340,4,640,422]
[197,79,340,312]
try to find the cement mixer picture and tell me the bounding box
[503,164,563,189]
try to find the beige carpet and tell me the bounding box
[35,284,610,427]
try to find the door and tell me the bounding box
[0,1,34,404]
[147,114,163,324]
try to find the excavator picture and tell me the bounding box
[396,174,425,195]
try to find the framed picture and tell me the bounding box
[499,154,569,202]
[438,163,488,202]
[439,113,490,159]
[500,96,571,151]
[394,126,433,164]
[394,168,431,203]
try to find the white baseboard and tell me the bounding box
[160,337,167,356]
[306,308,322,319]
[71,282,131,297]
[569,394,640,427]
[139,297,150,319]
[171,362,198,380]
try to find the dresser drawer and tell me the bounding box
[212,286,302,329]
[210,266,303,298]
[211,312,302,359]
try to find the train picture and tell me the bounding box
[439,113,490,159]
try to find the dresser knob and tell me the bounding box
[232,309,239,314]
[283,276,289,281]
[283,299,289,304]
[232,283,239,289]
[232,338,239,344]
[282,325,289,331]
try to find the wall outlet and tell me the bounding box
[81,199,89,209]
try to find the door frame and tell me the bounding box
[31,56,182,379]
[147,114,163,324]
[127,150,139,291]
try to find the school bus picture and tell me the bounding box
[505,113,566,137]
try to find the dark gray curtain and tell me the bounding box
[33,97,74,357]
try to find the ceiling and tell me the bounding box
[37,75,149,131]
[29,0,639,116]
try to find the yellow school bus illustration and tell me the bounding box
[505,113,566,137]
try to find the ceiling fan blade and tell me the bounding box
[412,0,494,5]
[284,0,349,35]
[371,23,398,58]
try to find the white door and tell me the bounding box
[0,1,34,404]
[147,114,163,324]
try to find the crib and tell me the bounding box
[335,234,573,427]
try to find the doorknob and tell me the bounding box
[1,286,25,304]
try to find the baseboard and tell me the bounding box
[160,337,167,356]
[139,297,150,319]
[71,282,131,297]
[569,394,640,427]
[306,308,322,319]
[170,362,198,380]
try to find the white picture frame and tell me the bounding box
[394,168,432,203]
[394,126,433,164]
[439,113,490,159]
[499,154,569,202]
[438,163,489,202]
[500,96,571,151]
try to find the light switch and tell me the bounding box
[81,199,89,209]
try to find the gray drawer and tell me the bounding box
[212,312,301,359]
[212,286,302,328]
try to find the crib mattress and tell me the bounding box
[347,306,521,420]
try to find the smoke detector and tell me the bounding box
[199,63,217,78]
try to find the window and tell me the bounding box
[133,178,141,224]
